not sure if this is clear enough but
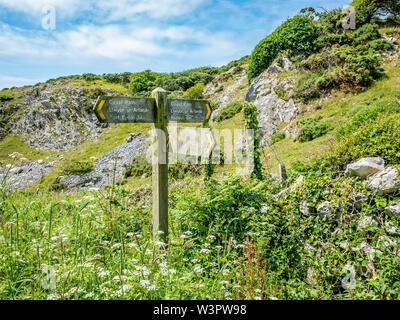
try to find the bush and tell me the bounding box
[270,132,286,145]
[354,23,382,44]
[213,101,244,122]
[123,155,152,178]
[248,15,317,80]
[183,83,205,100]
[326,112,400,171]
[82,73,101,82]
[293,73,323,102]
[129,70,157,95]
[0,93,14,102]
[63,161,95,175]
[296,116,333,142]
[333,44,385,88]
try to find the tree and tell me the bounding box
[183,83,205,99]
[352,0,400,22]
[129,70,157,94]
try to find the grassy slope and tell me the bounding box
[263,30,400,173]
[1,28,399,189]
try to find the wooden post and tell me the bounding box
[151,88,169,241]
[279,163,287,187]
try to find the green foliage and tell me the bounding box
[248,15,317,80]
[129,70,158,95]
[326,110,400,171]
[102,72,132,85]
[293,72,323,102]
[168,160,203,181]
[352,0,400,22]
[176,175,267,241]
[213,101,244,122]
[270,132,286,145]
[243,102,263,179]
[82,73,102,82]
[183,83,205,100]
[296,116,334,143]
[0,93,14,102]
[123,155,152,179]
[62,161,95,175]
[354,23,382,44]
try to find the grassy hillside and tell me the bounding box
[0,8,400,300]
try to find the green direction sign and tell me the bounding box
[94,97,155,123]
[167,99,212,123]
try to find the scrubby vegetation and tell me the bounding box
[0,93,14,102]
[1,3,400,301]
[295,116,334,143]
[213,101,244,122]
[62,161,95,175]
[249,6,397,103]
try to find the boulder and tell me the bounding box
[345,157,384,179]
[317,201,335,221]
[367,166,400,195]
[300,200,314,217]
[273,175,304,201]
[354,192,368,210]
[384,204,400,220]
[358,215,378,230]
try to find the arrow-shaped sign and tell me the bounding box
[94,96,156,123]
[167,99,212,123]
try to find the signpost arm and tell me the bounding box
[151,88,169,241]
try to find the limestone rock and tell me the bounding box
[317,201,335,221]
[358,215,379,230]
[245,56,302,147]
[345,157,385,179]
[61,133,147,190]
[367,166,400,195]
[384,204,400,220]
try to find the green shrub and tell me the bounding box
[168,160,203,181]
[366,39,392,52]
[248,15,317,80]
[63,161,95,175]
[296,116,334,142]
[129,70,157,95]
[326,112,400,171]
[0,93,14,102]
[82,73,101,82]
[293,73,323,102]
[270,132,286,145]
[123,155,152,178]
[183,83,205,100]
[213,101,243,122]
[333,44,385,88]
[354,23,382,44]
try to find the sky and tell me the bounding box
[0,0,351,89]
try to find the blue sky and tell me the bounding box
[0,0,351,89]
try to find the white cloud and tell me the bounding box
[0,0,206,20]
[0,74,40,88]
[0,21,242,65]
[0,0,85,17]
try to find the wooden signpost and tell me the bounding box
[94,88,214,241]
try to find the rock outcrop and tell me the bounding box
[0,161,54,191]
[204,65,248,109]
[345,157,385,179]
[8,81,124,151]
[60,133,147,190]
[245,56,302,147]
[367,166,400,195]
